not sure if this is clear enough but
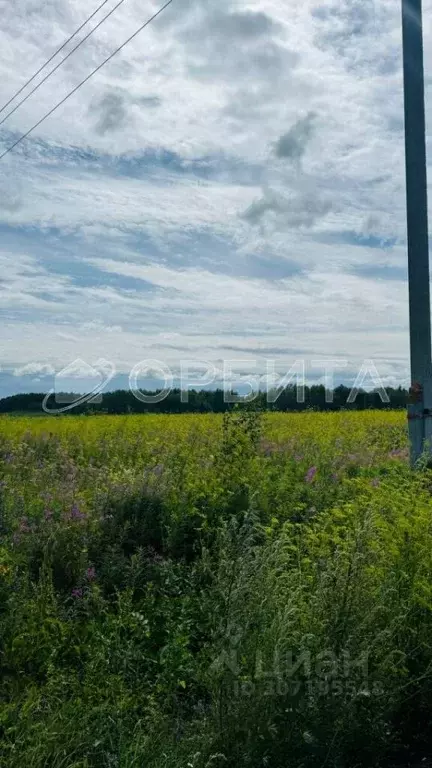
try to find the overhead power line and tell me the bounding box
[0,0,127,130]
[0,0,115,117]
[0,0,174,162]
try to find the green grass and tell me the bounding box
[0,410,431,767]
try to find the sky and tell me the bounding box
[0,0,431,398]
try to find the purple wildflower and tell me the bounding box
[44,508,53,521]
[389,449,405,460]
[72,588,83,599]
[70,503,86,521]
[19,517,31,533]
[305,466,317,484]
[86,566,96,582]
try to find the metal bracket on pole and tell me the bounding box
[407,383,425,463]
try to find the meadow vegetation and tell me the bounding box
[1,410,432,767]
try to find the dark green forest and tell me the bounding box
[0,385,408,415]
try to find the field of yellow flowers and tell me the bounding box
[1,410,432,768]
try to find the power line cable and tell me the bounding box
[0,0,128,130]
[0,0,173,162]
[0,0,115,117]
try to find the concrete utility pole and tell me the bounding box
[402,0,432,464]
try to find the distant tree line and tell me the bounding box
[0,385,409,415]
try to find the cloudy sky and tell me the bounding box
[0,0,431,397]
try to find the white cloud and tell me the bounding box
[0,0,428,393]
[14,362,55,377]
